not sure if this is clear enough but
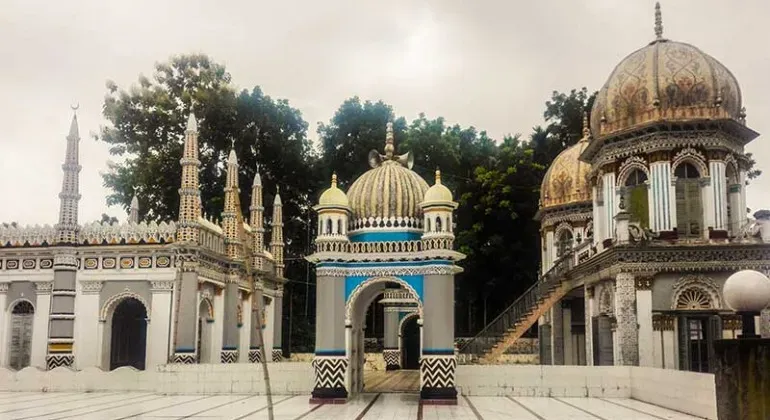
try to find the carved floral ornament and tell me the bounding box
[616,155,649,187]
[345,276,423,323]
[671,147,709,177]
[671,274,721,310]
[598,283,614,315]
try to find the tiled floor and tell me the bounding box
[0,391,705,419]
[363,370,420,393]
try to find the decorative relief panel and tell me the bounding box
[22,259,36,270]
[138,257,152,269]
[671,274,721,310]
[6,260,18,270]
[39,259,53,269]
[119,257,134,269]
[102,258,116,269]
[156,256,171,268]
[84,258,99,270]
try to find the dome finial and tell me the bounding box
[581,111,590,140]
[384,121,395,159]
[435,167,441,184]
[654,2,663,39]
[331,172,337,187]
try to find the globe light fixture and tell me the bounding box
[723,270,770,338]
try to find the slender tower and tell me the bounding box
[47,108,82,369]
[249,167,265,271]
[172,113,202,364]
[222,148,242,261]
[220,147,242,363]
[270,187,284,278]
[129,190,139,223]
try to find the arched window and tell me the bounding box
[325,219,332,235]
[426,218,431,232]
[435,216,442,232]
[557,230,573,257]
[623,169,649,228]
[337,219,342,235]
[674,163,703,238]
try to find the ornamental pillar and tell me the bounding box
[602,172,617,240]
[728,183,742,234]
[584,286,594,366]
[0,283,8,366]
[47,250,77,369]
[75,280,102,369]
[221,277,239,363]
[172,252,199,364]
[383,303,400,370]
[649,160,673,232]
[31,282,52,369]
[614,272,638,366]
[420,273,457,403]
[212,287,225,363]
[148,280,174,368]
[238,291,251,363]
[635,277,654,367]
[248,285,264,363]
[311,274,348,402]
[709,160,728,232]
[272,288,284,362]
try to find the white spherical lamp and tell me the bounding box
[723,270,770,338]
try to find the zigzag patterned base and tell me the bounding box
[272,349,283,362]
[383,349,400,370]
[248,349,262,363]
[172,352,197,364]
[311,356,348,400]
[221,349,239,364]
[420,355,457,401]
[46,354,74,370]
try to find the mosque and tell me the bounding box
[0,112,287,372]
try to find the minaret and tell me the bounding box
[222,148,242,261]
[129,189,139,224]
[177,113,201,243]
[270,186,284,278]
[249,166,265,270]
[55,108,82,244]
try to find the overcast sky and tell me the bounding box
[1,0,768,226]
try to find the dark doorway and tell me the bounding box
[110,298,147,370]
[678,314,720,373]
[402,316,420,370]
[592,315,614,366]
[9,300,34,370]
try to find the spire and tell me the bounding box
[250,163,265,270]
[331,172,337,188]
[435,168,442,185]
[177,112,202,244]
[580,111,591,141]
[384,121,395,159]
[222,148,242,260]
[654,2,663,39]
[273,185,282,206]
[129,188,139,224]
[252,164,262,187]
[271,185,284,278]
[55,107,82,245]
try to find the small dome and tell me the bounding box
[590,3,742,138]
[318,173,349,208]
[422,169,453,205]
[540,116,592,209]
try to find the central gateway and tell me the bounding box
[307,123,465,403]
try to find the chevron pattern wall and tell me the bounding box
[248,349,262,363]
[172,353,196,364]
[220,349,238,364]
[312,356,348,389]
[420,355,456,388]
[46,354,74,370]
[272,349,283,362]
[383,349,400,367]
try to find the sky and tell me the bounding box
[1,0,769,226]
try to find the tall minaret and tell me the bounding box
[222,148,242,261]
[55,108,82,244]
[177,113,201,243]
[270,186,284,278]
[129,189,139,224]
[249,166,265,271]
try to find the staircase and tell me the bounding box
[457,251,576,364]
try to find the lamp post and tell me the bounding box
[723,270,770,338]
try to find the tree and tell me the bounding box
[96,214,119,224]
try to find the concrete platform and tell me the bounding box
[0,391,705,419]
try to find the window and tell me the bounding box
[435,216,442,232]
[557,230,573,257]
[325,219,332,235]
[675,163,703,237]
[337,219,342,235]
[623,169,649,228]
[426,218,431,232]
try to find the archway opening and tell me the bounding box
[198,299,213,363]
[401,315,420,370]
[110,298,147,370]
[9,300,34,370]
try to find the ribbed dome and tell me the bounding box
[591,4,742,138]
[347,160,429,223]
[540,119,592,210]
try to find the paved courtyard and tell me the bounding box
[0,391,705,419]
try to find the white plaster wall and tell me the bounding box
[263,298,274,359]
[238,294,251,363]
[212,292,225,363]
[636,289,653,367]
[74,288,100,369]
[30,292,50,369]
[630,366,717,420]
[147,289,172,368]
[0,292,7,366]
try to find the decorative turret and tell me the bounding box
[249,166,265,270]
[129,189,139,224]
[420,169,457,241]
[55,107,82,245]
[177,113,202,243]
[222,148,242,261]
[313,173,351,253]
[270,186,284,278]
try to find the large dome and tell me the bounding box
[590,5,743,138]
[540,123,591,210]
[346,123,430,229]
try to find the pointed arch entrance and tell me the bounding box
[399,313,420,370]
[109,298,148,370]
[197,298,214,363]
[8,300,34,370]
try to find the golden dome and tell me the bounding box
[422,169,454,205]
[318,173,349,208]
[540,116,592,209]
[590,3,742,138]
[346,122,429,225]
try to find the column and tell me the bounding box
[728,183,742,235]
[311,274,348,402]
[221,280,239,363]
[592,185,605,248]
[614,273,638,366]
[635,277,654,367]
[248,286,264,363]
[239,291,251,363]
[710,160,728,232]
[272,288,284,362]
[262,296,274,361]
[603,172,617,239]
[0,284,7,366]
[544,230,554,271]
[383,306,400,370]
[584,286,594,366]
[551,302,564,365]
[148,280,174,369]
[420,274,457,403]
[47,250,77,369]
[649,161,673,232]
[172,253,199,364]
[702,176,715,236]
[212,287,225,363]
[31,282,52,369]
[75,281,103,369]
[562,300,573,365]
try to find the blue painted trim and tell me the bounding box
[174,348,195,353]
[349,231,422,243]
[345,274,423,301]
[222,346,237,350]
[315,349,346,356]
[422,349,455,355]
[318,260,452,268]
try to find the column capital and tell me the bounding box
[0,283,8,293]
[635,276,653,291]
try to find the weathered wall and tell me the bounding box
[713,338,770,420]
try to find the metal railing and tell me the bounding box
[458,250,576,357]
